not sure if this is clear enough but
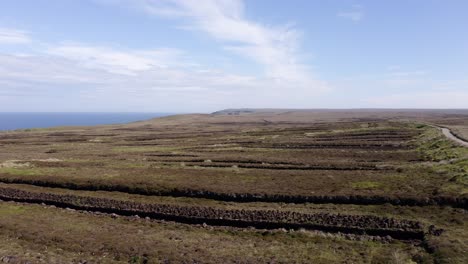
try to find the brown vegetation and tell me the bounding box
[0,110,467,263]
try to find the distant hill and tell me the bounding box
[212,109,282,115]
[212,108,468,115]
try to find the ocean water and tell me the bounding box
[0,112,173,131]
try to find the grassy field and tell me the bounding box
[0,110,467,263]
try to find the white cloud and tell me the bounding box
[0,48,328,112]
[120,0,328,91]
[337,5,364,22]
[337,11,363,22]
[1,1,331,111]
[0,27,32,44]
[388,70,427,77]
[0,54,104,84]
[47,43,185,75]
[330,66,468,108]
[382,68,428,87]
[363,91,468,108]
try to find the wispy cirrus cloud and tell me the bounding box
[363,91,468,108]
[337,5,364,22]
[109,0,328,91]
[0,47,321,111]
[47,43,186,75]
[1,1,331,111]
[0,27,32,44]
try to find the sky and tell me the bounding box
[0,0,467,112]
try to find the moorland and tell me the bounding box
[0,109,467,263]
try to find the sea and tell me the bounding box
[0,112,173,131]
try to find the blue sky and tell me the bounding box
[0,0,467,112]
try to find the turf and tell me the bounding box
[0,110,467,263]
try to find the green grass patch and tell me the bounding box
[305,125,408,137]
[416,127,468,161]
[0,168,42,176]
[414,125,468,195]
[0,166,94,179]
[351,181,382,190]
[112,146,184,153]
[0,204,26,216]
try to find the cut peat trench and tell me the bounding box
[0,177,466,209]
[183,163,387,171]
[242,144,409,150]
[0,186,428,242]
[150,159,388,171]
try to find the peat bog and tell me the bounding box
[0,109,467,263]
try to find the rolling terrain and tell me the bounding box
[0,110,467,263]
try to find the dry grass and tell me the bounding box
[0,201,432,263]
[0,110,467,263]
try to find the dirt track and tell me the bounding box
[441,127,468,147]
